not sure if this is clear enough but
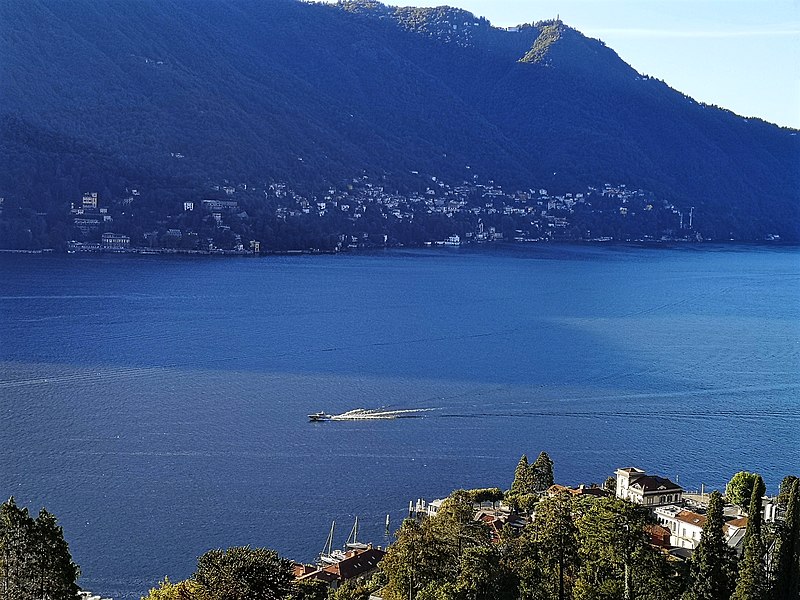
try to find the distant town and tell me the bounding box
[10,172,753,256]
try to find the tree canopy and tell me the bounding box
[778,476,799,509]
[530,452,555,492]
[0,497,80,600]
[726,472,759,513]
[773,478,800,599]
[193,546,295,600]
[684,491,737,600]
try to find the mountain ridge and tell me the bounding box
[0,0,797,248]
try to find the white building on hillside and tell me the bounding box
[654,505,749,554]
[615,467,683,506]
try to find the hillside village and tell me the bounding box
[58,175,711,256]
[287,461,796,597]
[3,460,797,600]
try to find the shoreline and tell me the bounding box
[1,238,797,258]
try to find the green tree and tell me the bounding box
[414,582,456,600]
[193,546,294,600]
[1,497,36,600]
[504,523,545,600]
[453,545,516,600]
[381,491,491,600]
[773,479,800,599]
[141,578,204,600]
[739,475,765,562]
[380,518,452,600]
[511,455,534,496]
[731,535,767,600]
[726,473,759,513]
[573,496,676,600]
[0,497,34,600]
[684,491,737,600]
[429,491,491,570]
[0,498,79,600]
[290,579,327,600]
[530,452,555,492]
[329,581,370,600]
[778,476,799,508]
[31,509,80,600]
[466,489,504,505]
[531,492,577,600]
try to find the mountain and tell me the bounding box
[0,0,798,248]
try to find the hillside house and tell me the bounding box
[615,467,683,506]
[294,547,386,590]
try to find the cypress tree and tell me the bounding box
[531,451,555,492]
[510,454,533,496]
[731,531,767,600]
[740,475,765,561]
[774,479,800,599]
[779,476,799,508]
[684,491,737,600]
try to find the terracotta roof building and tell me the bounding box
[295,547,386,589]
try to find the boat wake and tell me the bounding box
[314,408,435,421]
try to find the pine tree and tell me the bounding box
[532,491,577,600]
[574,497,678,600]
[32,509,80,600]
[0,499,79,600]
[0,497,37,600]
[453,545,516,600]
[531,452,555,492]
[684,491,737,600]
[774,479,800,599]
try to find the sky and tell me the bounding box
[335,0,800,128]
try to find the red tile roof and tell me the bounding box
[675,511,707,528]
[725,516,748,529]
[323,548,386,581]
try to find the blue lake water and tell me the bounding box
[1,244,798,598]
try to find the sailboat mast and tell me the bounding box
[322,520,335,557]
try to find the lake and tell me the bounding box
[1,244,798,598]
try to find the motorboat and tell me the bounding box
[308,411,332,422]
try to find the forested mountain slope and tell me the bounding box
[1,0,797,245]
